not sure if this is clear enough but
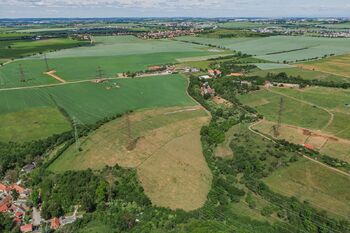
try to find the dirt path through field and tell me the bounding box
[267,88,334,130]
[45,70,66,83]
[298,65,350,79]
[248,119,350,178]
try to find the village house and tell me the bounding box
[228,72,243,77]
[201,82,215,96]
[199,75,212,80]
[51,217,61,230]
[208,69,222,77]
[20,223,33,233]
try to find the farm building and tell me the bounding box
[228,72,243,77]
[208,69,222,77]
[20,223,33,233]
[199,75,212,80]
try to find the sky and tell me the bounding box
[0,0,349,18]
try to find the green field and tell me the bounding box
[0,38,89,60]
[237,89,330,130]
[178,36,350,62]
[0,107,71,142]
[248,66,350,83]
[0,36,224,88]
[264,159,350,219]
[0,75,196,124]
[298,54,350,78]
[34,36,216,59]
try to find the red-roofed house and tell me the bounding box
[208,69,222,77]
[228,72,242,77]
[51,217,61,230]
[14,217,21,224]
[20,223,33,233]
[10,184,25,194]
[0,196,11,213]
[303,144,315,150]
[0,183,9,193]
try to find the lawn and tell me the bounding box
[0,74,196,124]
[178,36,350,62]
[0,107,71,142]
[49,107,212,211]
[298,54,350,78]
[264,159,350,219]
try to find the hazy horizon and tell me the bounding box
[1,0,349,18]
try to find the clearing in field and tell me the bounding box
[264,159,350,219]
[49,107,212,211]
[0,107,71,142]
[298,54,350,78]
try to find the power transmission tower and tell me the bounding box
[43,54,50,72]
[96,66,105,79]
[19,64,26,82]
[72,117,81,151]
[272,97,284,137]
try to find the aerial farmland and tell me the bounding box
[0,17,349,233]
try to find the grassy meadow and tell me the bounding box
[264,159,350,219]
[248,66,350,83]
[0,107,71,142]
[298,54,350,77]
[49,107,212,211]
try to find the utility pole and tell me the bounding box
[19,64,26,82]
[273,97,284,137]
[72,117,81,151]
[43,53,50,72]
[96,66,105,79]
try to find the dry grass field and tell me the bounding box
[253,120,350,163]
[264,159,350,219]
[298,54,350,78]
[49,106,212,211]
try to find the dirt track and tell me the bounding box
[248,119,350,178]
[45,70,67,83]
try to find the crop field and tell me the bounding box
[49,107,212,211]
[178,36,350,62]
[248,66,350,83]
[0,38,89,60]
[298,54,350,78]
[0,75,196,124]
[264,159,350,219]
[0,36,225,88]
[34,36,217,59]
[0,106,71,142]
